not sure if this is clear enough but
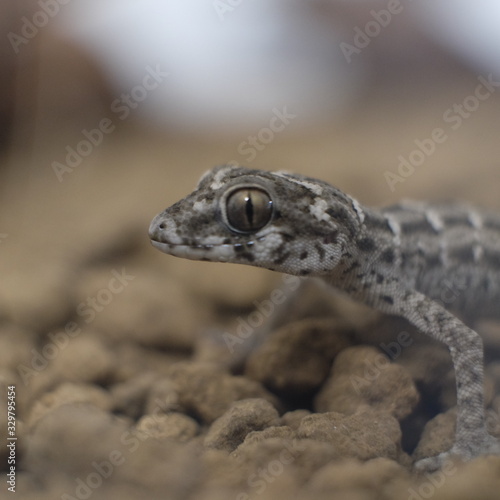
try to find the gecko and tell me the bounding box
[148,164,500,471]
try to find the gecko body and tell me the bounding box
[149,165,500,470]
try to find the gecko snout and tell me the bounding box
[148,214,169,241]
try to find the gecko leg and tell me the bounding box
[375,289,500,471]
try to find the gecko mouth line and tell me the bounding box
[150,240,256,250]
[150,240,260,263]
[150,239,257,262]
[151,240,217,251]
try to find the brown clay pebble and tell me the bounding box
[111,371,163,420]
[233,436,342,485]
[143,376,184,417]
[47,333,116,384]
[412,409,456,462]
[307,458,410,498]
[0,260,75,332]
[296,409,404,462]
[27,382,112,427]
[315,345,420,420]
[74,268,208,350]
[204,398,280,451]
[166,362,279,423]
[136,412,199,441]
[280,409,312,430]
[245,318,353,394]
[24,404,132,477]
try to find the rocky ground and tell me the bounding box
[1,57,500,499]
[1,223,500,500]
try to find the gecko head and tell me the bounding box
[149,165,361,276]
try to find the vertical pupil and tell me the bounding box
[225,187,272,233]
[245,192,254,226]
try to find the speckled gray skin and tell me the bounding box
[149,165,500,471]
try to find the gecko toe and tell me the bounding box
[414,453,454,474]
[414,434,500,473]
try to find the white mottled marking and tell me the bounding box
[351,198,365,224]
[425,209,444,232]
[193,200,208,212]
[473,244,483,263]
[273,172,324,196]
[210,166,232,190]
[468,210,483,230]
[309,199,332,222]
[468,210,484,263]
[384,213,401,246]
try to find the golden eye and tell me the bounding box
[225,187,273,233]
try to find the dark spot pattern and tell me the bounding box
[481,276,492,293]
[300,251,308,260]
[326,207,356,237]
[381,248,395,264]
[273,252,291,266]
[400,218,439,235]
[441,214,475,228]
[356,237,376,252]
[342,261,360,276]
[237,252,255,262]
[323,231,339,244]
[424,253,442,267]
[315,243,325,261]
[449,246,475,263]
[364,213,392,233]
[383,203,412,213]
[482,250,500,270]
[483,217,500,231]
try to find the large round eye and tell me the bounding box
[225,187,273,233]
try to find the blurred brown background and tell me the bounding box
[2,2,500,303]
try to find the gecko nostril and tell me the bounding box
[159,222,167,230]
